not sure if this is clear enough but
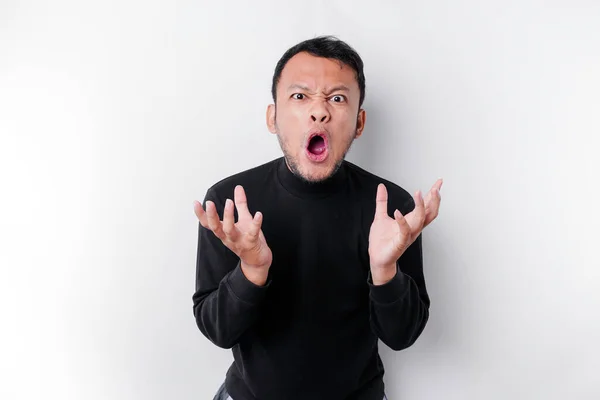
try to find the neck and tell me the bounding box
[276,157,347,199]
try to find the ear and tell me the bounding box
[266,104,277,134]
[355,108,366,138]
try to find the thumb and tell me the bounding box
[374,184,388,219]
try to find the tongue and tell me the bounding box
[308,136,326,155]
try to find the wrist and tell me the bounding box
[240,261,270,286]
[370,263,397,285]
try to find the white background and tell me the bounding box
[1,1,599,399]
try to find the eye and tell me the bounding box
[330,95,346,103]
[291,93,305,100]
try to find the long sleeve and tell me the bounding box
[367,188,431,351]
[192,189,270,349]
[367,234,430,350]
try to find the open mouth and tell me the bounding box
[306,133,329,162]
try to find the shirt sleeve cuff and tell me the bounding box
[226,261,271,305]
[368,266,411,305]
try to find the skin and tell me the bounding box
[193,51,443,286]
[266,51,366,182]
[368,181,442,284]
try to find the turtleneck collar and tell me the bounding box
[276,156,348,199]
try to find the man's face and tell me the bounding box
[267,52,366,182]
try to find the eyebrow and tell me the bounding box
[287,84,350,94]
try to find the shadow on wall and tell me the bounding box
[350,94,473,398]
[347,98,390,172]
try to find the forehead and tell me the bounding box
[278,51,359,91]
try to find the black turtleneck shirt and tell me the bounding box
[192,157,430,400]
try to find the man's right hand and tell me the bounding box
[194,185,272,286]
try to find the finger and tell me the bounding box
[222,199,239,240]
[247,211,263,241]
[193,200,209,228]
[415,190,426,226]
[424,201,441,227]
[424,176,441,201]
[234,185,251,218]
[374,184,389,219]
[405,190,426,233]
[423,187,434,207]
[205,201,226,240]
[393,209,412,245]
[424,179,442,207]
[424,187,442,227]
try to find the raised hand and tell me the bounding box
[194,185,273,286]
[368,179,443,283]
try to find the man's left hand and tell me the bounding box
[368,179,443,284]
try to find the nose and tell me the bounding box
[310,104,330,123]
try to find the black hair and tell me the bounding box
[271,35,366,108]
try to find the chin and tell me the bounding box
[280,141,348,183]
[296,158,340,183]
[302,169,333,183]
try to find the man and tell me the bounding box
[192,36,442,400]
